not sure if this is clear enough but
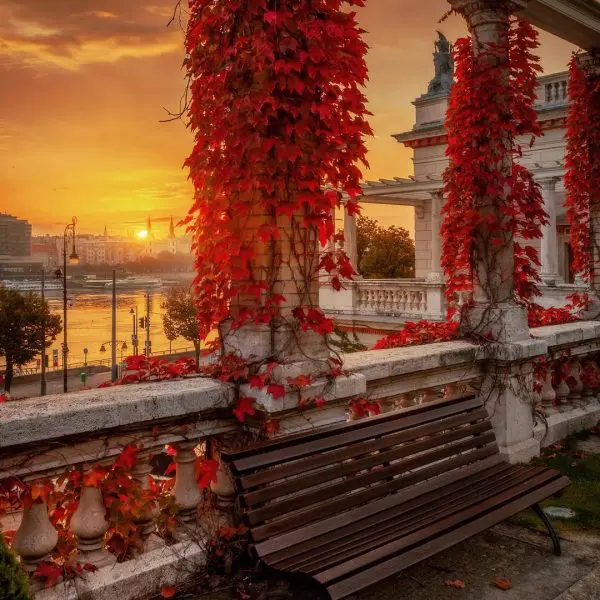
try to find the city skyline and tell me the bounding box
[1,0,576,235]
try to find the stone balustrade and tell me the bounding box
[2,322,600,599]
[537,72,569,108]
[320,279,446,323]
[0,377,239,600]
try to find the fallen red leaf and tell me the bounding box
[494,577,513,590]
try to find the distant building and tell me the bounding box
[0,214,32,256]
[32,235,60,268]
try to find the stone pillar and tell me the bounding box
[539,177,562,285]
[173,441,202,528]
[426,191,444,283]
[343,210,358,273]
[449,0,529,343]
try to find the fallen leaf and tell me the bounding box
[494,577,513,591]
[444,579,466,589]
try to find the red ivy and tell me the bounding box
[442,19,546,314]
[565,55,600,282]
[373,320,460,350]
[183,0,370,339]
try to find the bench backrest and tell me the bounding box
[222,395,499,545]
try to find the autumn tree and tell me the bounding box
[0,287,62,393]
[161,286,201,365]
[355,216,415,279]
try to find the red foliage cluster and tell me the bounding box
[527,304,579,328]
[1,441,218,586]
[565,55,600,282]
[373,321,460,351]
[442,19,546,312]
[99,355,198,388]
[183,0,370,339]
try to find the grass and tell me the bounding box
[511,429,600,533]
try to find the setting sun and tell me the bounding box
[137,229,149,239]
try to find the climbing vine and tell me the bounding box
[565,54,600,284]
[441,18,546,318]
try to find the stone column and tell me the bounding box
[343,210,358,273]
[449,0,529,343]
[426,191,444,283]
[539,177,562,285]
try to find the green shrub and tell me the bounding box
[0,533,32,600]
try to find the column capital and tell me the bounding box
[537,176,561,191]
[448,0,527,22]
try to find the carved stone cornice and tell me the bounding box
[576,51,600,77]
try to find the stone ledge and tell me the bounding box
[342,340,480,382]
[0,377,234,450]
[35,537,205,600]
[531,320,600,348]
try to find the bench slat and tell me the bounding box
[325,476,570,600]
[245,434,498,525]
[227,396,482,474]
[279,465,547,573]
[259,461,516,565]
[242,419,492,507]
[254,455,508,558]
[239,407,490,489]
[250,444,500,542]
[316,471,567,586]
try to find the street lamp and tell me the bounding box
[99,340,128,381]
[55,216,78,393]
[129,307,139,355]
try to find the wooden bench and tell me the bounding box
[221,395,570,600]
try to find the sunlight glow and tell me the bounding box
[137,229,149,239]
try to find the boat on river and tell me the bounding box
[1,279,62,293]
[79,276,163,290]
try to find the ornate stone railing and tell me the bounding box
[2,323,600,598]
[320,279,445,322]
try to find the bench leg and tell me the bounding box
[531,503,561,556]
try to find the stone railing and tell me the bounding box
[536,72,569,109]
[3,322,600,599]
[320,278,445,322]
[531,322,600,446]
[0,378,239,600]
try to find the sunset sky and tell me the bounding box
[0,1,576,238]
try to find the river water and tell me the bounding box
[43,289,193,369]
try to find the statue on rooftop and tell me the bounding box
[427,31,454,95]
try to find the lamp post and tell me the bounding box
[40,268,47,396]
[129,306,139,355]
[55,217,79,393]
[100,340,128,380]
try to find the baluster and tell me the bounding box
[553,81,560,102]
[419,291,427,313]
[400,291,408,312]
[131,453,159,540]
[13,489,58,572]
[382,289,389,312]
[210,452,236,527]
[545,83,551,103]
[70,475,114,567]
[555,364,571,411]
[376,289,384,312]
[541,368,557,414]
[560,80,567,101]
[567,359,584,408]
[173,440,202,529]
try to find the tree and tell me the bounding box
[355,216,415,279]
[161,287,202,365]
[0,287,62,393]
